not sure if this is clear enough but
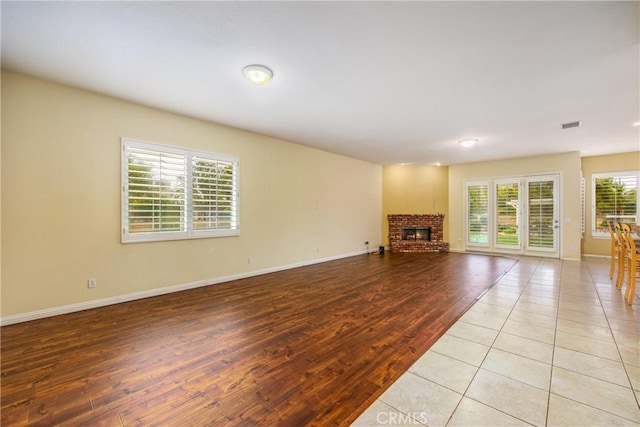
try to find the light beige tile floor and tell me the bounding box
[352,256,640,427]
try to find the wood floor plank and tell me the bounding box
[1,252,516,426]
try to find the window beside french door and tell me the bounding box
[467,182,489,246]
[466,174,559,257]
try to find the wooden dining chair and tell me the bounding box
[614,222,627,289]
[607,221,620,279]
[620,223,639,305]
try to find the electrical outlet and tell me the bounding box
[88,278,96,288]
[247,256,253,264]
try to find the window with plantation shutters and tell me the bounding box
[592,171,638,238]
[191,155,237,232]
[122,138,239,243]
[466,181,489,246]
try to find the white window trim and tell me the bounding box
[121,138,240,243]
[464,173,561,258]
[591,170,639,239]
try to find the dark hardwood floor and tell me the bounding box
[1,252,517,426]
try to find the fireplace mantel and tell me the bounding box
[388,214,449,253]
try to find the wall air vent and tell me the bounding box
[561,121,582,129]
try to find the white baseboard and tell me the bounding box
[1,250,363,326]
[582,254,609,259]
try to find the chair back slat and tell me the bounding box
[619,223,638,306]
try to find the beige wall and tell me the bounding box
[448,152,583,260]
[1,70,382,318]
[3,69,635,320]
[581,152,640,256]
[381,165,449,247]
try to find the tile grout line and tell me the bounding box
[374,255,526,427]
[352,255,520,426]
[585,257,640,411]
[443,256,543,427]
[545,258,564,427]
[441,256,527,427]
[548,258,640,424]
[354,257,639,426]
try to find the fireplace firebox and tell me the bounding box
[402,227,431,241]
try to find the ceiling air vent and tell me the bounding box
[561,121,582,130]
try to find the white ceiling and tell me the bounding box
[2,1,639,165]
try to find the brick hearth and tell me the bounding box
[388,214,449,253]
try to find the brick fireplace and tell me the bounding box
[388,214,449,253]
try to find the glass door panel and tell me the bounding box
[526,175,559,255]
[495,180,521,249]
[467,182,489,246]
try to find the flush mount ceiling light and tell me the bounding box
[458,139,478,148]
[242,64,273,86]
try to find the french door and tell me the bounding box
[466,174,559,257]
[525,175,559,255]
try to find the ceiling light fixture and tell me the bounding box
[242,64,273,86]
[633,121,640,127]
[458,139,478,148]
